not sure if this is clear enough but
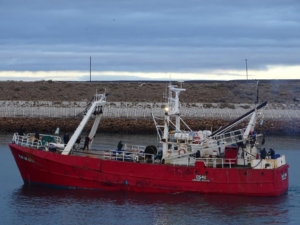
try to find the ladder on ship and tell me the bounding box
[152,114,165,141]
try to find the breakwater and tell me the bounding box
[1,117,300,135]
[1,100,299,135]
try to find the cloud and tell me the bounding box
[1,65,299,81]
[0,0,300,80]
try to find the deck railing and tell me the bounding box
[171,157,237,168]
[196,158,236,168]
[12,133,61,149]
[73,150,156,164]
[11,135,158,163]
[11,134,243,167]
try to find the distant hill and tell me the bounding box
[0,80,299,104]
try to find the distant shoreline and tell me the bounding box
[0,80,299,104]
[1,80,299,135]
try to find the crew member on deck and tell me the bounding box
[34,129,40,141]
[252,130,257,142]
[76,136,81,149]
[83,136,90,150]
[268,148,275,159]
[117,141,123,151]
[260,148,267,159]
[63,132,70,144]
[18,125,25,136]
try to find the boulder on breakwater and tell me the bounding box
[1,117,299,135]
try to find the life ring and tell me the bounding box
[193,132,201,144]
[178,149,187,155]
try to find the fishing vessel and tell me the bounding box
[9,83,289,196]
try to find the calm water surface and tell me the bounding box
[1,133,300,225]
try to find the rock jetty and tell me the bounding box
[0,80,299,135]
[1,117,299,135]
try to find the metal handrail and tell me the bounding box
[12,133,62,150]
[196,158,237,168]
[11,134,158,163]
[124,144,146,151]
[73,148,156,164]
[172,157,237,168]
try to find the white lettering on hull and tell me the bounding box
[18,154,34,163]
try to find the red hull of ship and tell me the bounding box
[9,143,289,196]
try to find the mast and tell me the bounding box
[168,84,185,131]
[161,84,185,160]
[255,81,259,104]
[243,80,260,139]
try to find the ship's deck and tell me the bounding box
[11,133,286,169]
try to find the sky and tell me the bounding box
[0,0,299,81]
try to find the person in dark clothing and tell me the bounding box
[117,141,123,151]
[154,150,163,161]
[260,148,267,159]
[63,132,70,144]
[83,136,90,150]
[18,125,25,136]
[75,136,81,149]
[268,148,275,159]
[252,130,257,142]
[34,129,40,140]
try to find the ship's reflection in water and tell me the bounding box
[10,185,290,225]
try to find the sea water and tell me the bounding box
[1,133,300,225]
